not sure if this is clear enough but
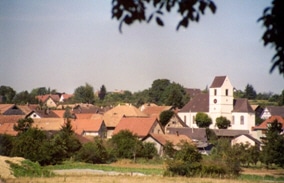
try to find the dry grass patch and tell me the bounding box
[0,156,24,179]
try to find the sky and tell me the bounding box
[0,0,283,95]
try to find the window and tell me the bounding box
[214,89,217,96]
[184,116,186,123]
[226,89,228,96]
[193,116,196,124]
[232,116,235,125]
[240,115,244,125]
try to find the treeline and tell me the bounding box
[1,117,284,178]
[1,80,284,109]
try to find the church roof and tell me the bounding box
[210,76,226,88]
[179,93,209,112]
[232,98,254,113]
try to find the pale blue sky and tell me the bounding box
[0,0,283,94]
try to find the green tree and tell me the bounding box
[73,83,95,104]
[110,130,142,161]
[75,137,109,164]
[0,85,16,103]
[141,142,158,159]
[63,107,74,120]
[159,110,174,127]
[278,90,284,106]
[163,141,176,158]
[260,119,284,168]
[0,134,14,156]
[216,116,231,129]
[12,91,31,105]
[165,140,202,177]
[162,82,189,108]
[244,84,257,100]
[98,85,107,100]
[149,79,171,105]
[13,118,34,133]
[195,112,212,128]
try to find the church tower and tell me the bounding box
[209,76,234,127]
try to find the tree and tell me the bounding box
[260,119,284,168]
[12,91,31,105]
[195,112,212,128]
[159,110,174,127]
[216,116,231,129]
[110,130,142,160]
[0,85,16,103]
[141,142,158,159]
[75,137,109,164]
[0,134,14,156]
[73,83,95,104]
[278,90,284,106]
[98,85,107,100]
[162,82,189,108]
[149,79,171,104]
[112,0,216,33]
[244,84,257,100]
[13,118,34,133]
[258,0,284,76]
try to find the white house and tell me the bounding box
[178,76,255,132]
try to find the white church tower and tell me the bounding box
[209,76,234,127]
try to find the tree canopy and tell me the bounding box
[216,116,231,129]
[73,83,95,104]
[195,112,212,128]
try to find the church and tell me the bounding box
[178,76,255,132]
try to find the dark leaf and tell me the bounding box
[156,17,164,26]
[209,1,216,14]
[147,14,154,23]
[198,1,206,14]
[156,10,163,15]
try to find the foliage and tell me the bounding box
[164,141,202,177]
[7,159,53,177]
[10,128,50,164]
[98,85,107,100]
[260,119,284,168]
[12,90,32,105]
[0,134,14,156]
[163,141,176,158]
[75,137,109,164]
[149,79,171,105]
[195,112,212,128]
[0,85,16,103]
[110,130,143,160]
[215,116,231,129]
[73,83,95,104]
[244,84,257,100]
[159,110,174,126]
[13,118,34,133]
[112,0,216,33]
[141,142,158,159]
[258,0,284,76]
[63,107,74,119]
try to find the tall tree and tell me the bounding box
[149,79,171,104]
[244,84,257,100]
[260,119,284,168]
[73,83,95,104]
[13,118,34,133]
[195,112,212,128]
[0,85,16,104]
[98,85,107,100]
[163,82,189,108]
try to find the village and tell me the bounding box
[1,76,284,157]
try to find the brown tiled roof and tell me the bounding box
[212,129,249,137]
[0,123,17,136]
[36,94,60,103]
[0,115,24,124]
[141,106,172,119]
[179,93,209,112]
[232,98,254,113]
[28,110,60,118]
[265,106,284,117]
[113,117,158,138]
[210,76,226,88]
[253,115,284,130]
[33,118,65,131]
[52,110,65,118]
[103,104,148,127]
[0,104,14,114]
[71,119,104,135]
[145,133,193,149]
[167,127,207,142]
[184,88,202,99]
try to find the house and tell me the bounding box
[260,106,284,119]
[178,76,255,132]
[0,104,30,115]
[164,113,188,132]
[112,116,164,139]
[212,129,249,139]
[103,104,148,138]
[253,115,284,140]
[36,94,60,108]
[140,105,173,120]
[231,134,261,150]
[142,133,193,156]
[71,119,106,138]
[166,127,210,154]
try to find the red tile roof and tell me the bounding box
[141,106,172,119]
[210,76,226,88]
[71,119,104,135]
[0,123,18,136]
[0,115,24,124]
[253,115,284,130]
[113,117,159,138]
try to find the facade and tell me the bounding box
[178,76,255,132]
